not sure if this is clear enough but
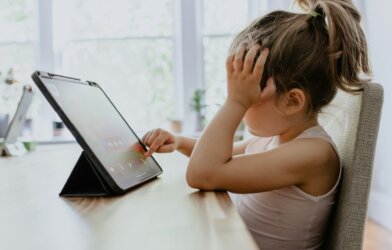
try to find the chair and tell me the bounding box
[319,82,384,250]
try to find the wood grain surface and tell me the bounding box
[0,144,258,250]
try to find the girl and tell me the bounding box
[142,0,370,249]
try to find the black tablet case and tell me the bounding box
[32,71,162,197]
[59,151,114,196]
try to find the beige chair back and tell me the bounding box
[320,83,384,249]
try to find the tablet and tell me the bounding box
[1,86,33,156]
[32,71,162,194]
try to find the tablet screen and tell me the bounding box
[42,77,162,190]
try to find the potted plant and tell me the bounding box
[190,88,207,132]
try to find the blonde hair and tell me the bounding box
[229,0,371,113]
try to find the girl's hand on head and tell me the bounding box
[259,77,276,101]
[142,128,178,157]
[226,44,269,109]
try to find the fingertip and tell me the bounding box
[226,54,235,63]
[252,43,261,49]
[226,54,235,73]
[257,48,269,63]
[236,44,246,54]
[252,48,270,75]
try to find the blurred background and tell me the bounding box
[0,0,391,234]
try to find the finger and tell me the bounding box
[233,45,246,72]
[145,138,164,156]
[157,144,175,153]
[253,48,269,77]
[243,44,261,73]
[226,54,235,75]
[142,131,152,144]
[143,132,154,146]
[147,129,160,146]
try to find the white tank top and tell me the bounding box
[229,125,341,250]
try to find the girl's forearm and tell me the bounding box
[176,136,197,157]
[175,134,249,158]
[189,101,247,167]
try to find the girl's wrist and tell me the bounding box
[174,135,182,151]
[224,99,250,113]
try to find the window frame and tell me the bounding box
[30,0,267,141]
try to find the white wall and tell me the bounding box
[364,0,392,231]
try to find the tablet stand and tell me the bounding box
[59,151,114,197]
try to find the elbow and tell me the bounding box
[186,172,200,189]
[186,162,215,190]
[185,163,204,189]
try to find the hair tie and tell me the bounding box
[308,10,322,18]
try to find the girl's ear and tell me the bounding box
[282,88,306,115]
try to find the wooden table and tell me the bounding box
[0,144,258,250]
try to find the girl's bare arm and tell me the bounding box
[143,131,251,158]
[185,45,338,194]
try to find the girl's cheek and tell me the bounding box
[243,110,259,131]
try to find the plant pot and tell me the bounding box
[169,119,183,133]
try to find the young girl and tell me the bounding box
[142,0,370,249]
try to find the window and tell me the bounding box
[0,0,36,83]
[0,0,37,121]
[0,0,268,141]
[202,0,256,121]
[54,0,175,132]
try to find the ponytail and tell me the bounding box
[297,0,371,92]
[229,0,371,113]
